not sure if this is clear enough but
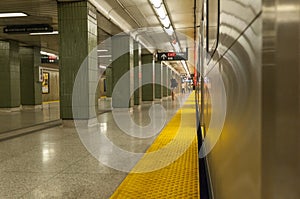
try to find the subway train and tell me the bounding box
[195,0,299,198]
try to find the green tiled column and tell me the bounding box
[163,64,168,97]
[168,67,172,96]
[0,40,20,109]
[111,34,134,108]
[20,47,42,107]
[58,1,98,119]
[142,54,154,101]
[106,67,112,97]
[134,41,142,105]
[175,74,181,94]
[155,61,162,99]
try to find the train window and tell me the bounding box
[206,0,220,55]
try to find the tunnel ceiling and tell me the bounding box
[0,0,202,75]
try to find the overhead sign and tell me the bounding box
[3,24,53,34]
[157,52,188,61]
[41,55,58,64]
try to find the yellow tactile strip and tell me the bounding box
[110,93,200,199]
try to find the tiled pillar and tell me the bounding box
[105,67,112,97]
[142,54,154,101]
[58,1,98,120]
[20,47,42,108]
[168,67,172,96]
[111,34,134,108]
[0,40,21,110]
[133,41,142,105]
[163,64,168,98]
[176,74,181,94]
[155,61,162,99]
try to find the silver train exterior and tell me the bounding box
[197,0,300,198]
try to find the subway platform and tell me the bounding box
[0,102,60,141]
[0,92,199,198]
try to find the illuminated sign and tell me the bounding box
[157,52,188,61]
[41,55,58,64]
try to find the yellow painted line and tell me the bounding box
[42,100,59,104]
[110,92,200,199]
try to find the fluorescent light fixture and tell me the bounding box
[30,31,58,35]
[160,16,171,28]
[0,12,27,18]
[149,0,162,8]
[156,6,167,19]
[164,26,174,36]
[97,49,109,52]
[181,60,190,77]
[150,0,177,50]
[40,51,57,57]
[98,55,112,58]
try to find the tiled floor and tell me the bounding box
[0,94,191,198]
[0,98,118,134]
[0,102,60,133]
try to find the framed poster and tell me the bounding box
[42,72,49,94]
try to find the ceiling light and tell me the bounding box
[160,16,171,28]
[0,12,27,18]
[40,50,59,59]
[98,55,112,58]
[164,26,174,36]
[40,51,56,56]
[97,49,109,52]
[30,31,58,35]
[156,6,167,19]
[181,60,190,77]
[149,0,162,8]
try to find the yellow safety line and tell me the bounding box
[110,92,200,199]
[42,100,59,104]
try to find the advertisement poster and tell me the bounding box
[42,72,49,94]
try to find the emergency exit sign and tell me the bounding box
[157,51,188,61]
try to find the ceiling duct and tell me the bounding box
[89,0,133,33]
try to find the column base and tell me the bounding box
[112,107,133,113]
[142,101,155,105]
[134,105,141,110]
[42,101,59,109]
[62,117,99,128]
[22,105,42,111]
[98,97,112,102]
[0,106,21,112]
[163,96,171,100]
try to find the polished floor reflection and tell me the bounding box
[0,94,190,198]
[0,102,60,134]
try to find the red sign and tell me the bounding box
[157,52,187,61]
[167,52,176,57]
